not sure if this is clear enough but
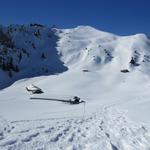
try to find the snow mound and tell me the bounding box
[0,107,149,150]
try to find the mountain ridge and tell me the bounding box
[0,24,150,89]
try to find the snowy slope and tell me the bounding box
[0,24,67,89]
[0,24,150,88]
[0,25,150,150]
[57,26,150,73]
[0,107,150,150]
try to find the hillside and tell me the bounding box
[0,24,150,89]
[0,24,67,89]
[0,24,150,150]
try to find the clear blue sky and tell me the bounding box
[0,0,150,35]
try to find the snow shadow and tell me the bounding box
[0,29,68,89]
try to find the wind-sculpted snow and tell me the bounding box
[0,107,149,150]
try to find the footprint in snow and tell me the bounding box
[0,138,3,141]
[50,133,63,142]
[21,132,39,143]
[62,127,70,135]
[20,129,30,133]
[0,132,3,137]
[110,143,118,150]
[44,127,54,133]
[0,132,4,140]
[68,133,75,142]
[36,125,45,129]
[0,139,17,147]
[105,132,110,138]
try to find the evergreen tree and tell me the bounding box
[14,65,19,72]
[32,43,36,49]
[34,29,40,37]
[8,71,13,78]
[2,61,6,71]
[41,53,46,59]
[19,52,22,62]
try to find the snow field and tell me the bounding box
[0,107,150,150]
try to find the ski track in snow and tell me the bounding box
[0,107,150,150]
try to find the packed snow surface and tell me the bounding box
[0,25,150,149]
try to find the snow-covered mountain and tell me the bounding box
[58,26,150,72]
[0,24,150,150]
[0,24,150,89]
[0,24,67,89]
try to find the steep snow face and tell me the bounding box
[57,26,118,70]
[0,24,67,89]
[57,26,150,74]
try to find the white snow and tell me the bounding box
[0,25,150,149]
[0,107,150,150]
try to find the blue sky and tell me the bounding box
[0,0,150,35]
